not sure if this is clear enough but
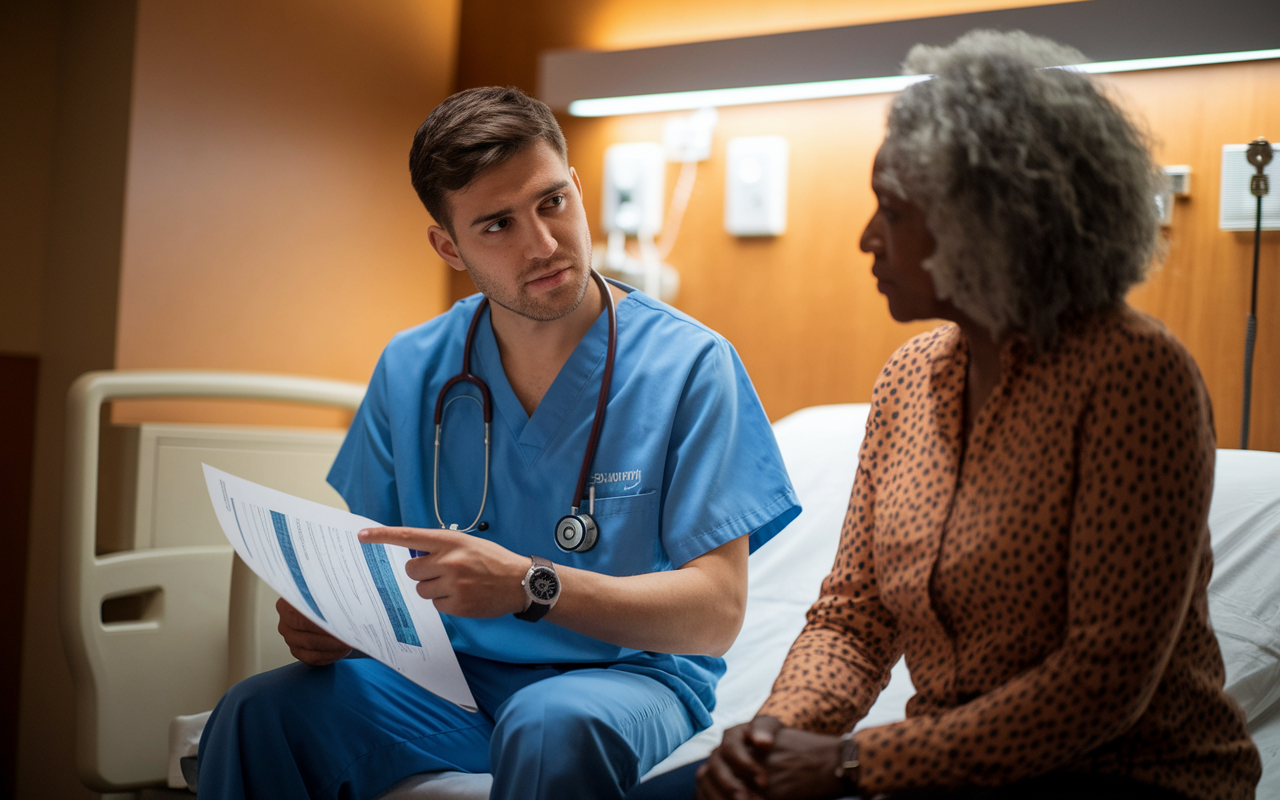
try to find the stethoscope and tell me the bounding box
[431,269,617,553]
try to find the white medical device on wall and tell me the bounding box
[602,143,665,236]
[1157,165,1191,227]
[600,142,668,301]
[725,136,789,237]
[598,110,718,303]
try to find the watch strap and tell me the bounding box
[834,731,861,792]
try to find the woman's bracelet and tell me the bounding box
[834,731,861,792]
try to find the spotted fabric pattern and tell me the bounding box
[759,306,1261,799]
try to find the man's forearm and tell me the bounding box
[357,526,749,656]
[545,536,748,657]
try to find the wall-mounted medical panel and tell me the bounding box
[725,137,789,237]
[602,142,666,235]
[1220,144,1280,231]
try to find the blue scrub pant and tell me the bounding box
[197,653,696,800]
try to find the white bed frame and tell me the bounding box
[61,371,364,794]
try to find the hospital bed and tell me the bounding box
[61,372,1280,798]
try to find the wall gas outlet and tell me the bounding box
[725,136,788,237]
[602,142,665,235]
[1157,165,1191,227]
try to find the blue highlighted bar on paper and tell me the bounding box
[270,511,325,621]
[360,542,422,647]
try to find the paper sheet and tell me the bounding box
[202,463,476,711]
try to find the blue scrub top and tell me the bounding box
[329,285,800,726]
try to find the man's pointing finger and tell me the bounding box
[357,527,445,550]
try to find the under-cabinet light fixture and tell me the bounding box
[567,48,1280,118]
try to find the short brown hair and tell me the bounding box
[409,86,568,234]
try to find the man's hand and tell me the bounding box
[361,527,748,656]
[276,598,351,666]
[357,527,529,617]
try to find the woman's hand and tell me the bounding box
[696,715,850,800]
[756,728,847,800]
[697,716,778,800]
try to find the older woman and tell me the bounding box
[628,29,1261,800]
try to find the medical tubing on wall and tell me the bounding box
[658,159,699,260]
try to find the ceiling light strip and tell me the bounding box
[566,49,1280,117]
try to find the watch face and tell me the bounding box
[528,567,559,602]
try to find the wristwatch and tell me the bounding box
[515,556,560,622]
[834,731,861,793]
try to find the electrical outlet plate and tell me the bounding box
[725,136,788,237]
[602,142,665,235]
[1220,144,1279,231]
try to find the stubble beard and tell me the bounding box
[462,238,594,323]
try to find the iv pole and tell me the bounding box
[1241,136,1272,450]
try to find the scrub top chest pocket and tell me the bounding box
[568,490,660,575]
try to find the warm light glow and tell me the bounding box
[578,0,1089,52]
[567,49,1280,117]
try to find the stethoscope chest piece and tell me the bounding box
[555,510,599,552]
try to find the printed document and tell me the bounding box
[202,463,476,711]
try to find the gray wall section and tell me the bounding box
[540,0,1280,108]
[17,0,137,797]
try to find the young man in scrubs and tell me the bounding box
[197,86,800,800]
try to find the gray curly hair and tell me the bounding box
[880,30,1163,351]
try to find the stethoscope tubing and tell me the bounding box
[571,271,617,513]
[431,270,617,534]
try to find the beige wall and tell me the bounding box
[16,2,460,797]
[113,0,459,429]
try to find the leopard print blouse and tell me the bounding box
[759,306,1261,799]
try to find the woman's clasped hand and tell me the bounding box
[697,716,851,800]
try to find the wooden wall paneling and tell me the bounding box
[1114,61,1280,451]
